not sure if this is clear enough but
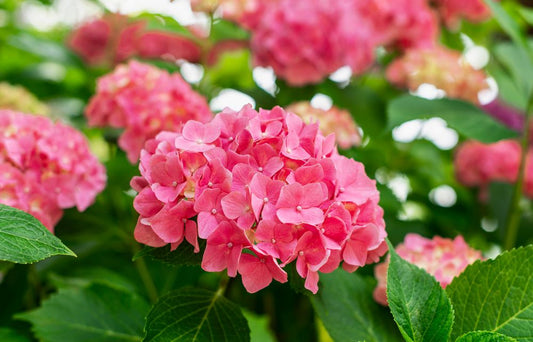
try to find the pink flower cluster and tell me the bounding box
[287,102,361,150]
[454,140,533,199]
[373,234,482,306]
[131,105,387,293]
[250,0,379,86]
[85,61,212,163]
[386,46,489,104]
[433,0,493,28]
[0,110,106,231]
[69,14,201,66]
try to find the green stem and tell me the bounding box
[503,94,533,250]
[132,244,159,304]
[216,273,230,297]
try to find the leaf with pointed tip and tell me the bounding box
[446,245,533,341]
[16,283,149,342]
[143,287,250,342]
[387,96,518,143]
[386,241,454,342]
[312,269,402,342]
[0,204,75,264]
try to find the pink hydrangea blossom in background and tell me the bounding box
[364,0,439,49]
[454,139,533,200]
[131,105,386,294]
[387,46,490,104]
[69,14,202,66]
[373,234,482,306]
[433,0,494,28]
[249,0,379,86]
[0,110,106,231]
[85,61,212,163]
[190,0,276,30]
[287,102,361,149]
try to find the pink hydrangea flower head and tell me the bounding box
[287,102,361,150]
[0,110,106,231]
[373,234,483,306]
[249,0,379,85]
[434,0,494,28]
[137,31,202,63]
[85,61,212,162]
[132,104,386,293]
[364,0,439,49]
[387,46,490,104]
[191,0,276,30]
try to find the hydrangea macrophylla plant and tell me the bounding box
[287,102,361,150]
[0,110,106,231]
[85,60,212,163]
[373,234,482,306]
[454,139,533,199]
[433,0,494,28]
[249,0,379,86]
[386,46,490,104]
[131,105,387,293]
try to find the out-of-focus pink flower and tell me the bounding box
[132,105,386,294]
[137,32,202,63]
[482,99,525,132]
[387,46,490,104]
[433,0,494,28]
[0,110,106,231]
[85,61,212,163]
[373,234,482,306]
[249,0,379,86]
[287,102,361,149]
[191,0,275,30]
[364,0,439,49]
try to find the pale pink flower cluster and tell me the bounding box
[386,46,489,104]
[131,105,386,293]
[373,234,482,305]
[85,61,212,163]
[191,0,274,30]
[0,110,106,231]
[287,102,361,150]
[250,0,379,86]
[454,140,533,199]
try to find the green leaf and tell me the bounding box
[493,42,533,102]
[241,310,276,342]
[484,0,529,53]
[133,240,205,267]
[456,331,518,342]
[519,7,533,26]
[312,269,402,342]
[17,283,149,342]
[0,204,76,264]
[0,327,31,342]
[387,95,518,143]
[446,245,533,341]
[386,240,454,342]
[143,287,250,342]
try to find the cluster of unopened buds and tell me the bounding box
[85,61,212,163]
[373,234,482,305]
[131,105,387,293]
[0,110,106,231]
[454,139,533,200]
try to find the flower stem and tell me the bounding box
[503,94,533,250]
[133,246,159,304]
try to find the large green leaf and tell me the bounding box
[143,287,250,342]
[311,269,402,342]
[493,42,533,103]
[456,331,518,342]
[17,283,149,342]
[387,95,518,143]
[446,245,533,341]
[484,0,530,54]
[133,240,204,267]
[0,204,76,264]
[386,241,454,342]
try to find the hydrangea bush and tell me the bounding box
[1,0,532,341]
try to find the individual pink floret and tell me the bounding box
[131,105,386,293]
[86,61,212,163]
[0,110,106,231]
[373,234,482,306]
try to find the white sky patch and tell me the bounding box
[413,83,446,100]
[387,174,411,202]
[310,93,333,111]
[253,66,277,96]
[481,217,498,233]
[17,0,102,30]
[210,89,256,112]
[478,77,499,105]
[420,118,458,150]
[329,66,352,84]
[429,185,457,207]
[180,62,204,84]
[392,119,423,143]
